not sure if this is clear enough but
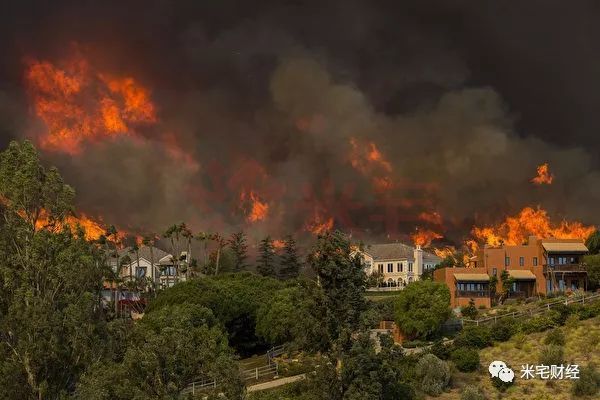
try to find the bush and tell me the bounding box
[544,328,565,346]
[430,341,451,360]
[572,364,600,396]
[460,299,478,319]
[450,347,480,372]
[491,374,514,392]
[538,345,564,366]
[460,385,485,400]
[513,332,527,349]
[402,340,429,349]
[521,314,555,334]
[454,325,492,349]
[564,314,580,329]
[491,317,518,342]
[415,354,450,396]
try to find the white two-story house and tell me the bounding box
[358,243,441,288]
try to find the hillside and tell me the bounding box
[435,315,600,400]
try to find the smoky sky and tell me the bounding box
[0,0,599,244]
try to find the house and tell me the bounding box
[109,245,184,289]
[434,236,589,308]
[357,243,442,288]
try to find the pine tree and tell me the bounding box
[229,231,248,271]
[279,234,301,279]
[257,235,276,277]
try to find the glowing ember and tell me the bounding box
[532,163,554,185]
[25,53,156,154]
[240,190,269,222]
[411,228,443,247]
[471,206,595,249]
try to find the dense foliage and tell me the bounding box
[394,280,450,339]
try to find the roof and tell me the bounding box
[542,242,588,254]
[117,245,172,264]
[508,270,536,280]
[363,243,441,263]
[454,273,490,282]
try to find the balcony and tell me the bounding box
[455,290,490,298]
[543,263,587,274]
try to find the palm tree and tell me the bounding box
[196,231,211,272]
[163,224,180,287]
[180,223,193,279]
[142,234,157,295]
[211,233,227,275]
[105,225,121,316]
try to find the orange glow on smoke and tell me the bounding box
[471,206,595,249]
[531,163,554,185]
[240,190,269,222]
[418,211,443,226]
[25,53,156,154]
[273,239,285,249]
[411,228,443,247]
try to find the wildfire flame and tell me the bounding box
[304,206,334,235]
[349,138,394,192]
[531,163,554,185]
[418,211,443,226]
[240,190,269,222]
[273,239,285,249]
[411,228,443,247]
[25,53,156,154]
[33,210,124,241]
[471,206,595,249]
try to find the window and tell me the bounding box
[136,267,147,278]
[505,256,510,267]
[408,262,413,272]
[492,268,497,277]
[161,266,176,276]
[519,256,524,266]
[549,257,555,265]
[378,264,384,274]
[397,262,402,272]
[387,263,393,273]
[533,257,538,266]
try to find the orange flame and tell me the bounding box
[304,206,334,235]
[31,210,124,241]
[418,211,443,226]
[471,206,595,249]
[349,138,394,192]
[25,53,156,154]
[531,163,554,185]
[411,228,443,247]
[240,190,269,222]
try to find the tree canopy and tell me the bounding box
[394,280,450,339]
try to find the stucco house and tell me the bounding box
[357,242,442,288]
[110,245,182,289]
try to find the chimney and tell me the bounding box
[414,244,423,276]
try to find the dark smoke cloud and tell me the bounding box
[0,0,599,244]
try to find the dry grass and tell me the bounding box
[433,315,600,400]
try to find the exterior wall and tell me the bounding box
[372,258,417,287]
[434,267,492,309]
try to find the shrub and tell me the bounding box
[521,314,555,334]
[450,347,480,372]
[564,314,579,329]
[491,373,514,392]
[513,332,527,349]
[548,305,570,325]
[572,364,600,396]
[415,354,450,396]
[491,317,518,342]
[430,341,451,360]
[402,340,429,349]
[460,299,478,319]
[544,328,565,346]
[538,345,564,366]
[454,325,492,349]
[460,385,485,400]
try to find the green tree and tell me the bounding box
[394,280,450,339]
[278,234,301,279]
[210,233,227,275]
[584,254,600,290]
[257,235,276,277]
[308,230,367,353]
[228,231,249,271]
[0,141,107,399]
[76,304,243,399]
[586,230,600,254]
[415,353,450,396]
[460,299,478,319]
[256,283,329,351]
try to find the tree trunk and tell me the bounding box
[215,246,221,276]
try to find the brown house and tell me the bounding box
[434,236,589,309]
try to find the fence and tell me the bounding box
[267,344,285,364]
[462,292,600,326]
